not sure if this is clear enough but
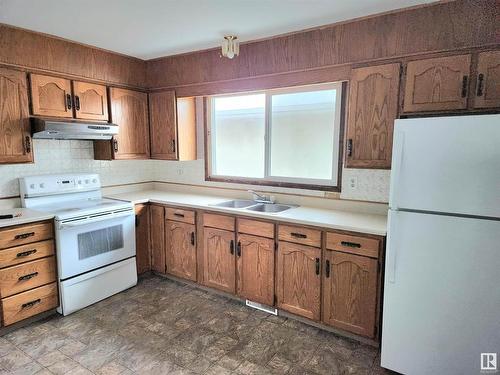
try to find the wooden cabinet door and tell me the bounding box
[474,51,500,109]
[203,227,235,294]
[322,250,378,338]
[345,63,400,169]
[166,221,196,281]
[73,81,109,121]
[276,241,321,321]
[150,205,165,273]
[403,54,471,112]
[236,234,274,306]
[0,68,32,164]
[30,74,73,118]
[149,91,177,160]
[135,204,150,275]
[110,88,150,159]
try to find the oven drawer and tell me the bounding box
[0,240,55,268]
[1,282,58,326]
[0,256,57,298]
[165,208,196,224]
[0,222,53,250]
[278,225,322,248]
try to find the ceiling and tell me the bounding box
[0,0,436,60]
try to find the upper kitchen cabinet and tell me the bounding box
[345,63,400,169]
[72,81,109,121]
[30,74,109,121]
[0,68,32,164]
[30,74,73,118]
[149,91,196,161]
[95,88,150,160]
[474,51,500,109]
[403,55,471,113]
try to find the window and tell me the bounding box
[207,82,343,190]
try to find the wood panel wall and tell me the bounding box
[146,0,499,94]
[0,24,146,88]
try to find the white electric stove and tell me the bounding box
[19,173,137,315]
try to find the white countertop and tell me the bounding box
[0,208,54,228]
[107,190,388,236]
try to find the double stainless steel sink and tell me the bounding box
[212,199,296,213]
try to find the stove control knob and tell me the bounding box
[39,183,45,188]
[78,180,82,185]
[92,179,97,183]
[85,179,89,184]
[29,184,35,189]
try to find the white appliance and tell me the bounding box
[381,114,500,375]
[20,174,137,315]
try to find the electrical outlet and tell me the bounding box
[348,176,358,189]
[176,168,183,175]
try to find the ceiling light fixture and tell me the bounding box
[221,36,239,59]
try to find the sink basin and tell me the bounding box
[213,200,256,208]
[245,203,293,213]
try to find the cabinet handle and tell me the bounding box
[476,73,484,97]
[340,241,361,248]
[75,95,81,111]
[66,94,72,109]
[347,139,353,157]
[237,241,241,257]
[230,240,234,255]
[113,139,118,152]
[461,75,468,98]
[325,260,330,278]
[315,258,320,275]
[172,139,176,153]
[16,249,37,258]
[191,232,195,246]
[174,213,185,218]
[19,272,38,281]
[290,232,307,239]
[24,136,31,154]
[14,232,35,240]
[22,299,41,309]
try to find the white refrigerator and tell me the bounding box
[381,114,500,375]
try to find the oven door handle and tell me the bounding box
[58,210,133,229]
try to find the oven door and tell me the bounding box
[55,209,136,280]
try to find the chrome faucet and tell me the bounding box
[248,190,275,204]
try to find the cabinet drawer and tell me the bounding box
[1,282,58,326]
[238,218,274,239]
[326,232,380,258]
[278,225,321,248]
[0,257,57,298]
[203,213,235,231]
[165,208,195,224]
[0,222,53,249]
[0,240,55,268]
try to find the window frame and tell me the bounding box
[205,81,346,192]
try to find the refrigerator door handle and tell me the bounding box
[389,131,405,210]
[386,212,399,283]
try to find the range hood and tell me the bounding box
[31,118,118,140]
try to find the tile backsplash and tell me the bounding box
[0,140,155,198]
[0,140,390,203]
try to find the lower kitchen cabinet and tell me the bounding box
[276,241,321,321]
[202,227,235,294]
[165,221,196,281]
[150,205,165,273]
[322,250,378,338]
[135,204,151,275]
[236,233,274,306]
